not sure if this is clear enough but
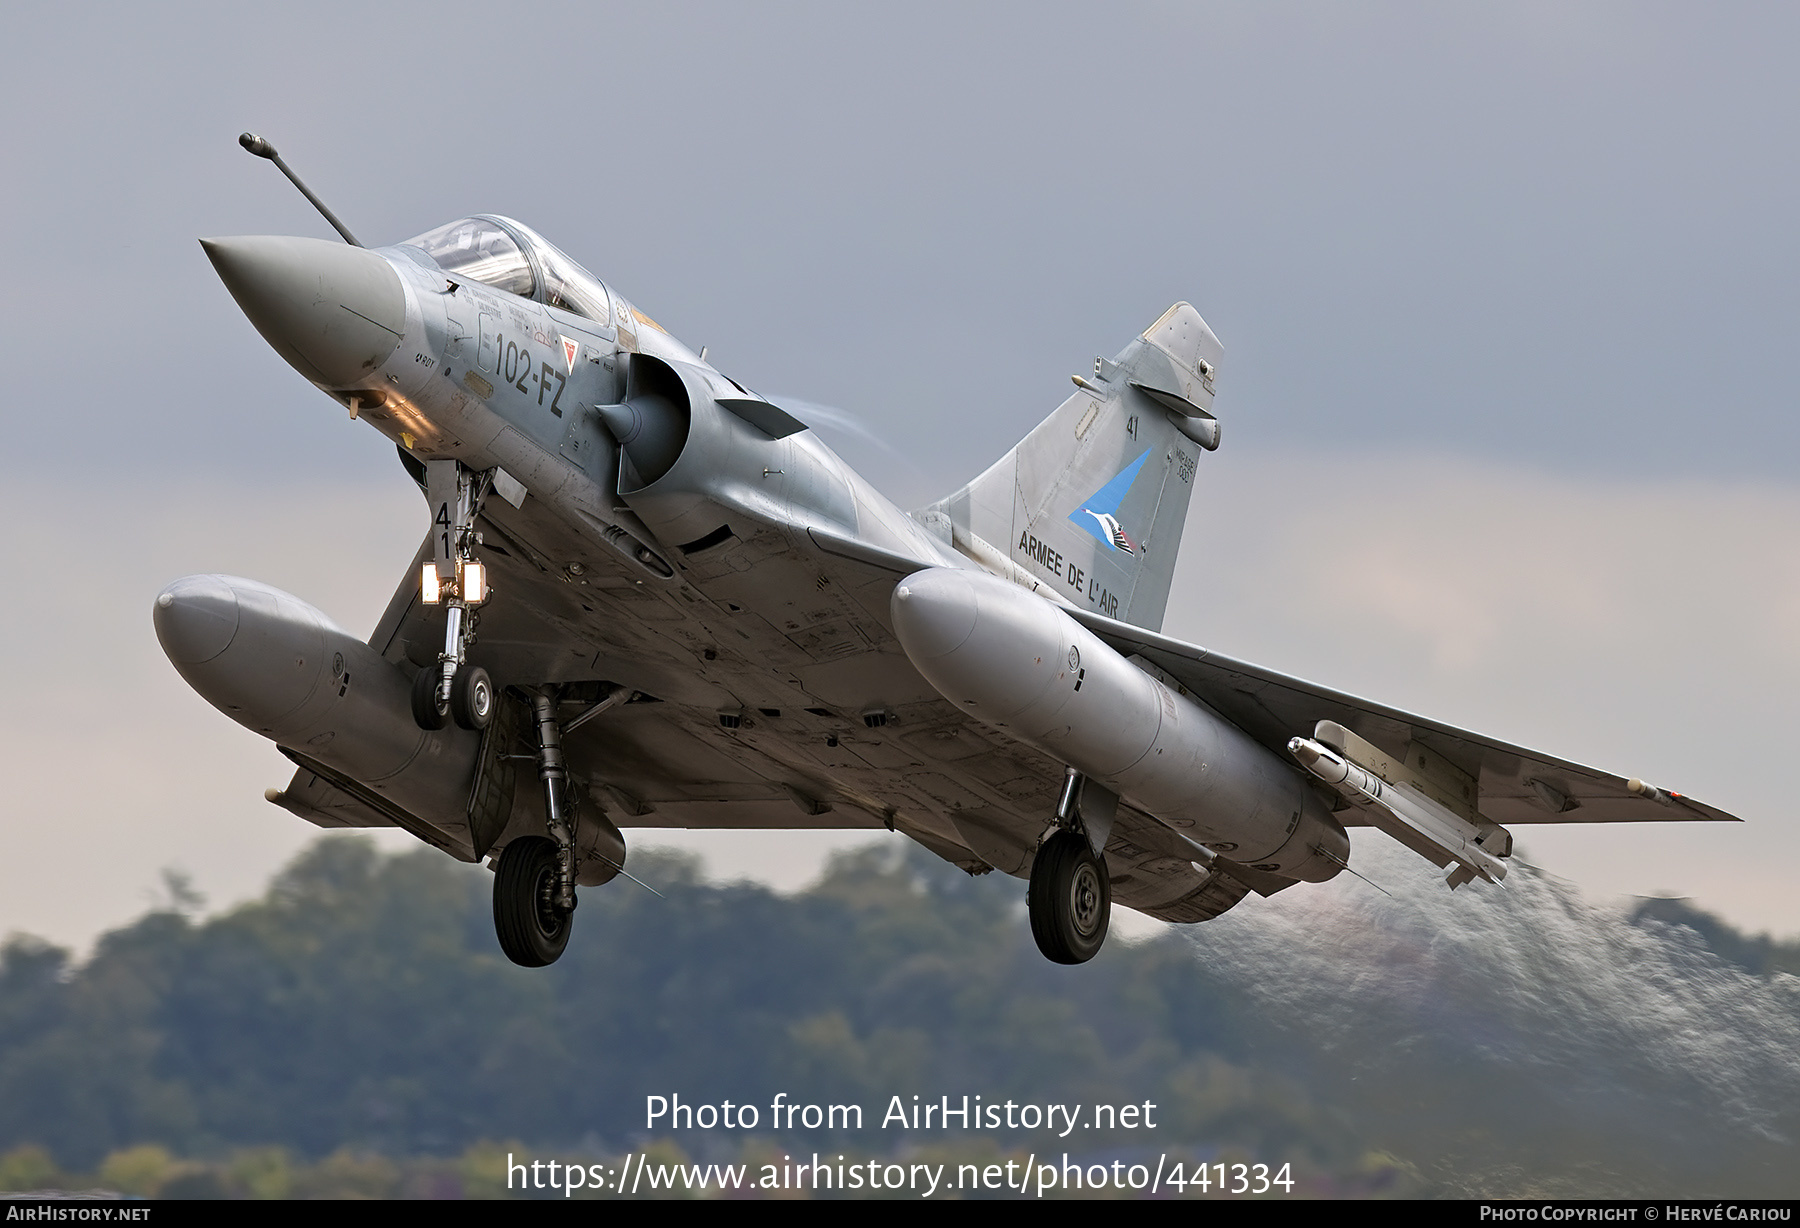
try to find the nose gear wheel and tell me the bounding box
[410,660,448,730]
[451,665,494,730]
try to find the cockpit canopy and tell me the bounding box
[402,216,613,327]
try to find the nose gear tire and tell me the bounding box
[1028,831,1111,965]
[411,664,447,730]
[451,665,494,730]
[494,836,573,967]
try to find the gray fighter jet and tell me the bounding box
[155,137,1736,968]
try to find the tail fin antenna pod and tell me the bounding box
[916,303,1223,634]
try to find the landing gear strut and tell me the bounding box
[413,460,493,731]
[1027,768,1113,964]
[494,685,580,967]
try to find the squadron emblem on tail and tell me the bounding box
[1070,448,1151,555]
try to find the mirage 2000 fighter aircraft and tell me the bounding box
[155,136,1737,968]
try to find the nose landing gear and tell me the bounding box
[413,459,494,731]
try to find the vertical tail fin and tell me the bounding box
[916,303,1223,633]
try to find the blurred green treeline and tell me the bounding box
[0,836,1794,1198]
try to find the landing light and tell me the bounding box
[421,564,441,604]
[462,560,487,604]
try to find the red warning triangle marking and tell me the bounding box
[561,336,579,372]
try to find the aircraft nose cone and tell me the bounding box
[201,235,404,388]
[154,575,241,664]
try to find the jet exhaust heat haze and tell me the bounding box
[155,135,1739,969]
[1188,838,1800,1195]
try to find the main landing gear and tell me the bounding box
[493,685,580,967]
[412,459,494,732]
[493,836,570,967]
[1027,768,1115,965]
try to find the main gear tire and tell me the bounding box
[1028,830,1111,965]
[493,836,573,967]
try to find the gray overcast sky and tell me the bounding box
[8,2,1799,486]
[4,3,1797,947]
